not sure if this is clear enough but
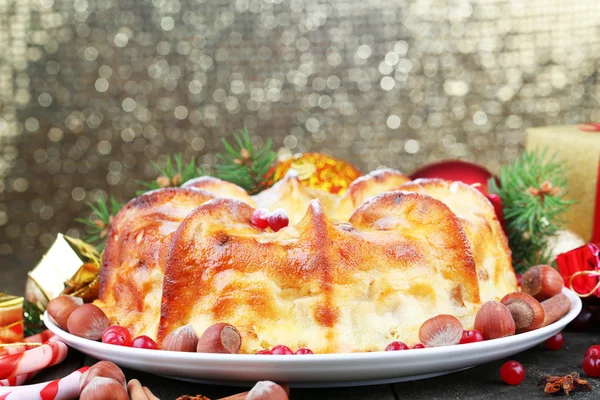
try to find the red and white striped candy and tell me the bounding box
[0,366,88,400]
[0,341,68,380]
[0,371,37,387]
[25,331,54,344]
[0,331,55,358]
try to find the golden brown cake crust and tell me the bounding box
[399,179,517,301]
[97,187,216,338]
[336,169,411,220]
[158,192,480,353]
[182,176,256,207]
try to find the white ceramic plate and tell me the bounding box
[44,288,582,388]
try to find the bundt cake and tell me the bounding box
[97,188,216,339]
[96,169,516,353]
[399,179,516,301]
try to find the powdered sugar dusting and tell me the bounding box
[369,168,400,177]
[270,208,288,219]
[181,176,222,188]
[252,173,300,205]
[308,199,323,215]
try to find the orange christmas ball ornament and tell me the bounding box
[271,152,361,194]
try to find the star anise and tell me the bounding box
[538,372,592,395]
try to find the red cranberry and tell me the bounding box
[251,208,270,229]
[102,325,133,347]
[268,209,289,232]
[256,350,272,355]
[500,360,525,385]
[271,345,294,355]
[585,345,600,358]
[583,355,600,377]
[385,341,409,351]
[132,335,158,350]
[295,348,314,355]
[544,332,564,351]
[412,343,426,349]
[459,330,485,344]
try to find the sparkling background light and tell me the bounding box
[0,0,599,256]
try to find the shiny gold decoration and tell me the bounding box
[271,152,362,194]
[0,342,43,348]
[0,1,600,256]
[61,263,100,302]
[0,293,24,344]
[526,126,600,242]
[25,234,101,307]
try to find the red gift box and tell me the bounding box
[557,244,600,298]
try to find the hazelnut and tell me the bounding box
[47,295,84,331]
[220,381,290,400]
[66,304,109,341]
[474,301,516,340]
[521,265,564,301]
[541,293,571,326]
[197,323,242,354]
[418,314,463,347]
[80,361,126,390]
[161,324,199,352]
[80,377,128,400]
[247,381,289,400]
[500,292,545,333]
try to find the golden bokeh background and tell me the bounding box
[1,0,599,258]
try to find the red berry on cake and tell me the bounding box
[268,209,289,232]
[251,208,270,229]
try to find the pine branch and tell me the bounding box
[137,154,203,195]
[489,149,574,273]
[214,129,276,194]
[23,300,45,336]
[76,195,123,251]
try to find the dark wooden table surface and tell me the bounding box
[3,254,600,399]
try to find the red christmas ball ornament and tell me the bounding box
[410,160,495,195]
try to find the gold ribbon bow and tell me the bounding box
[569,270,600,297]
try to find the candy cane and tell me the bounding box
[0,341,68,380]
[0,366,88,400]
[0,372,37,387]
[0,331,55,358]
[25,331,54,344]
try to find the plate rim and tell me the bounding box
[44,287,582,364]
[44,288,582,387]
